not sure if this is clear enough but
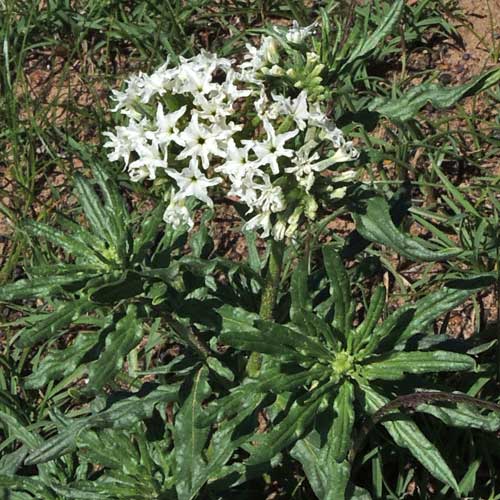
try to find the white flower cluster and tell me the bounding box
[104,25,359,239]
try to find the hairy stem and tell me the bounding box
[247,240,284,377]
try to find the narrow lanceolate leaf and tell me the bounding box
[25,420,90,466]
[370,67,500,121]
[217,305,260,334]
[396,286,476,344]
[91,384,180,429]
[362,385,460,494]
[16,298,93,348]
[352,197,461,261]
[291,430,352,500]
[362,351,475,381]
[323,246,353,335]
[22,220,100,261]
[343,0,404,67]
[328,380,355,462]
[364,285,476,353]
[173,367,212,500]
[86,305,143,392]
[417,402,500,432]
[74,173,112,242]
[0,274,90,301]
[25,384,179,465]
[222,322,331,360]
[197,386,264,427]
[91,163,128,243]
[298,310,341,351]
[24,331,99,389]
[247,397,323,465]
[353,285,385,351]
[290,260,312,322]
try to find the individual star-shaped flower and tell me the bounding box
[145,103,186,151]
[166,160,221,207]
[250,118,299,174]
[177,114,226,170]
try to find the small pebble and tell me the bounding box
[439,73,453,85]
[462,52,471,60]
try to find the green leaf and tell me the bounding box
[291,430,352,500]
[323,246,353,335]
[343,0,404,67]
[362,285,476,354]
[362,351,475,380]
[91,384,179,429]
[91,163,129,248]
[362,385,459,494]
[86,305,143,392]
[370,67,500,121]
[25,384,179,465]
[352,197,461,261]
[243,230,262,273]
[25,421,90,466]
[353,285,385,351]
[74,173,112,242]
[173,367,211,500]
[459,459,481,496]
[206,356,234,382]
[16,298,93,348]
[223,322,331,360]
[396,286,476,344]
[247,396,323,465]
[22,220,100,261]
[417,401,500,432]
[0,274,91,301]
[89,271,144,304]
[198,387,264,427]
[24,332,99,389]
[217,305,260,334]
[297,310,341,351]
[329,380,355,462]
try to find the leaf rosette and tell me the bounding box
[206,246,479,497]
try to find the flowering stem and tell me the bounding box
[259,240,284,320]
[247,240,284,377]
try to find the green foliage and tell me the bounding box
[2,0,500,498]
[206,247,485,496]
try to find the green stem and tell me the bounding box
[246,240,284,377]
[259,240,284,320]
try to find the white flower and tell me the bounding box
[240,36,280,79]
[163,191,194,229]
[124,118,150,151]
[128,143,167,181]
[285,141,320,192]
[194,93,231,123]
[243,211,273,238]
[140,61,177,103]
[271,90,310,130]
[145,103,186,151]
[110,74,144,117]
[103,127,134,165]
[175,63,217,95]
[255,182,285,213]
[250,118,299,174]
[177,114,226,169]
[215,139,254,179]
[166,161,221,207]
[285,21,317,44]
[220,71,252,102]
